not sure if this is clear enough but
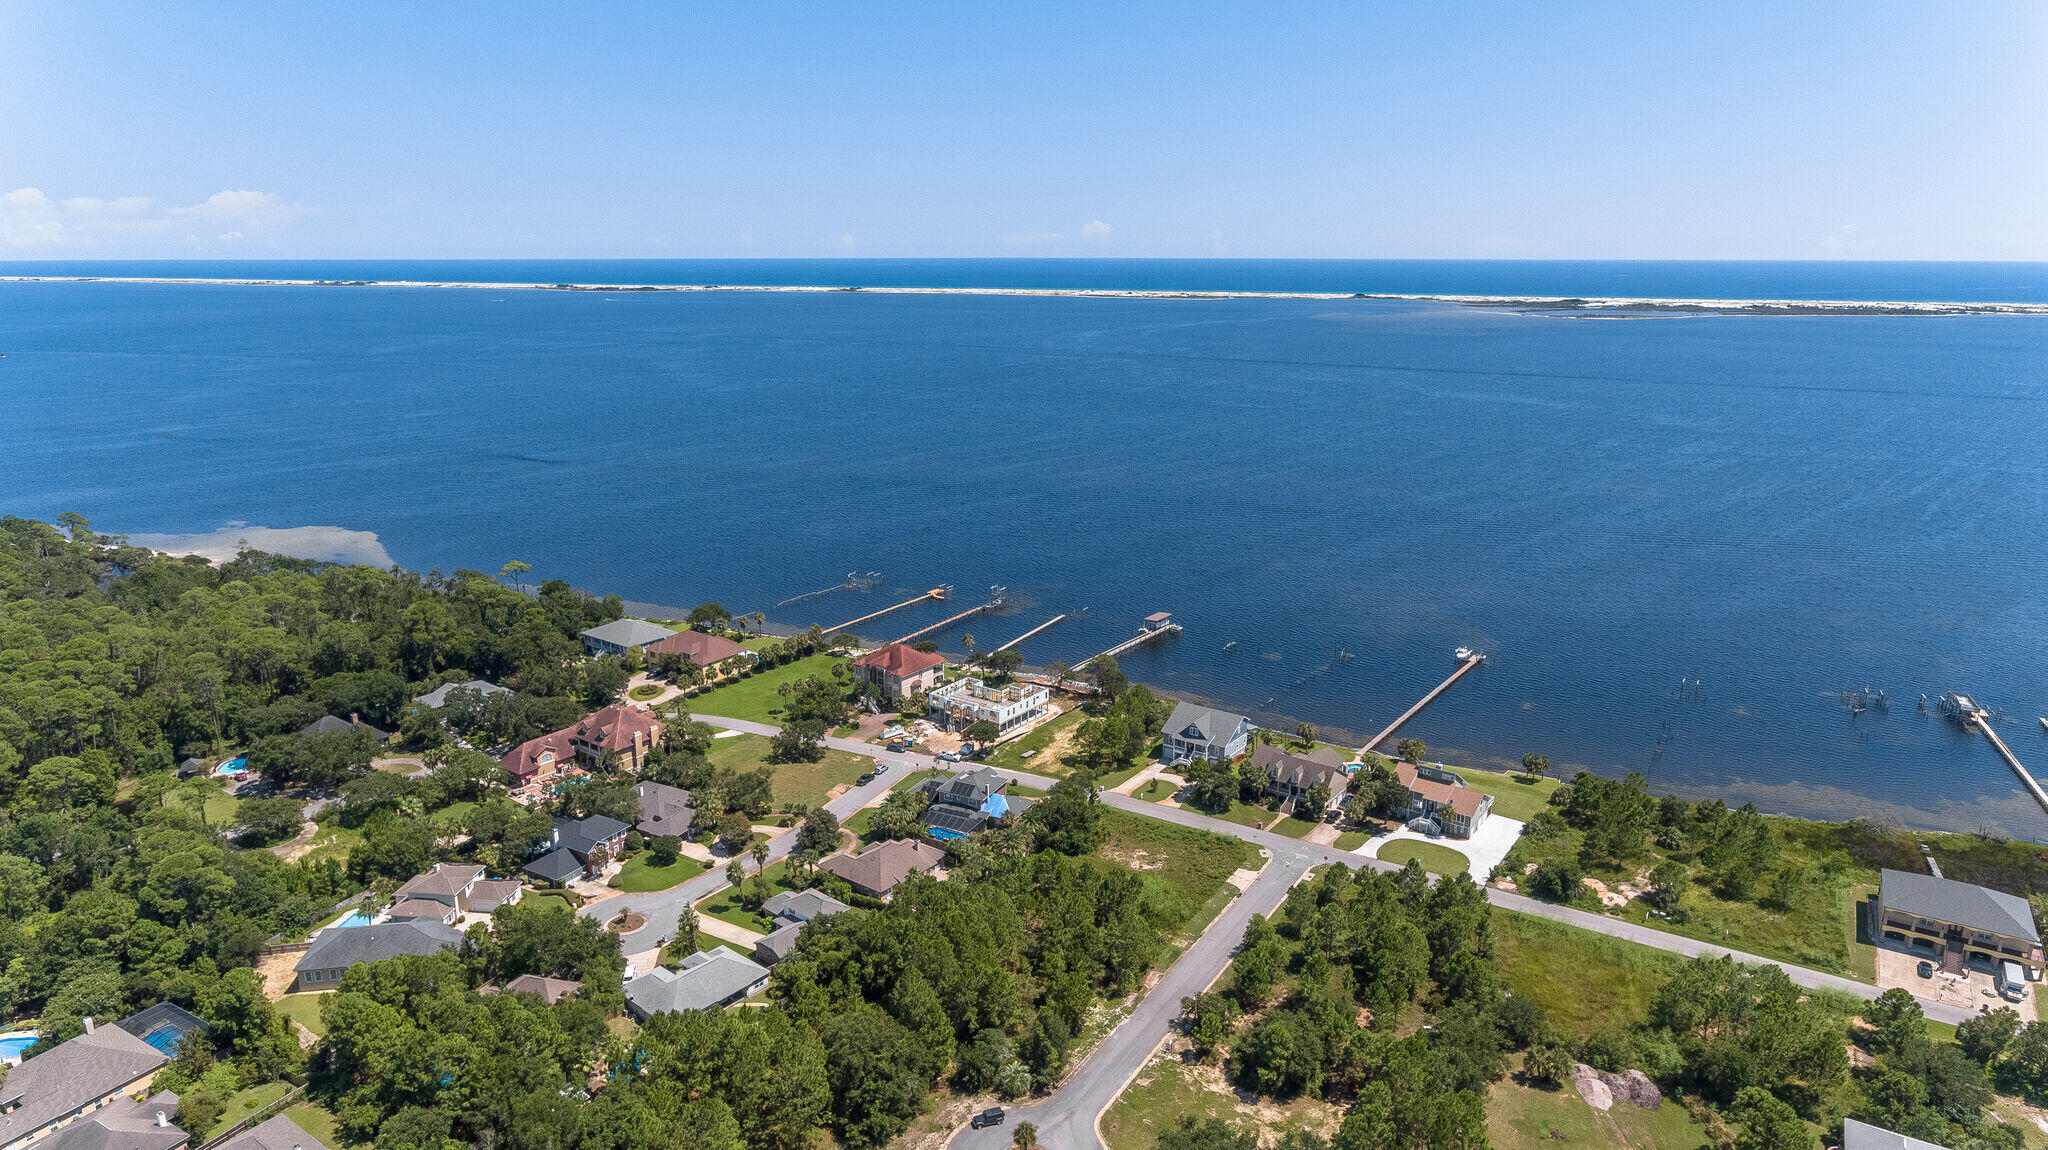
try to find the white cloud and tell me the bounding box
[0,187,305,251]
[836,232,856,251]
[1080,219,1112,239]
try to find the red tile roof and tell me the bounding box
[644,630,748,665]
[503,705,664,779]
[1395,764,1488,818]
[855,643,945,677]
[504,730,578,780]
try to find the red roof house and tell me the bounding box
[644,630,750,669]
[504,704,665,782]
[852,643,946,703]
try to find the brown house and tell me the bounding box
[644,630,751,672]
[852,643,946,703]
[818,839,946,898]
[504,705,665,782]
[1253,743,1349,814]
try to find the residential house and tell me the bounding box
[1843,1117,1950,1150]
[299,714,393,744]
[0,1018,177,1150]
[851,643,946,704]
[292,920,464,990]
[466,879,524,914]
[818,839,946,899]
[915,767,1033,840]
[754,890,851,965]
[392,864,484,911]
[480,975,584,1004]
[1161,702,1253,766]
[580,618,678,658]
[929,677,1050,736]
[524,815,631,883]
[1392,763,1493,839]
[643,630,751,674]
[175,757,208,779]
[633,781,696,839]
[412,679,511,709]
[502,705,665,783]
[216,1113,336,1150]
[1877,869,2043,975]
[624,949,772,1020]
[1254,743,1349,815]
[388,899,459,926]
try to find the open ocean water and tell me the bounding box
[4,259,2047,836]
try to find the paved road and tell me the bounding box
[590,713,1977,1149]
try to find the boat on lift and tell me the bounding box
[1453,645,1482,662]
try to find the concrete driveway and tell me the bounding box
[1356,815,1524,883]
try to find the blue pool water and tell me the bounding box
[332,912,373,929]
[139,1025,187,1055]
[0,1035,36,1061]
[214,757,247,775]
[5,260,2047,836]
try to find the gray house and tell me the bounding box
[1161,702,1253,765]
[0,1019,180,1150]
[754,890,852,965]
[625,949,771,1019]
[413,679,512,709]
[1842,1117,1951,1150]
[293,919,464,989]
[580,618,678,658]
[634,781,696,839]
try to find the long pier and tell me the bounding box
[894,600,997,646]
[825,588,947,635]
[997,614,1067,652]
[1089,621,1182,666]
[1363,652,1485,752]
[1973,712,2048,816]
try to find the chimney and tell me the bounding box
[155,1111,168,1127]
[81,1016,94,1034]
[349,712,360,725]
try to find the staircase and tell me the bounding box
[1944,935,1967,974]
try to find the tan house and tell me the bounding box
[503,705,665,782]
[852,643,946,704]
[0,1020,178,1150]
[644,630,751,673]
[1393,763,1493,838]
[1878,868,2043,975]
[818,839,946,898]
[1254,743,1349,814]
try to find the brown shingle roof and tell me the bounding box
[1394,765,1487,818]
[818,839,945,896]
[644,630,748,665]
[393,863,483,903]
[1252,743,1348,790]
[854,643,945,677]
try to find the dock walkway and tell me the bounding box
[1363,653,1484,752]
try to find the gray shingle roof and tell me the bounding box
[0,1026,169,1145]
[216,1112,335,1150]
[754,921,805,965]
[1843,1117,1951,1150]
[39,1090,186,1150]
[524,847,586,883]
[581,618,678,649]
[295,919,463,973]
[413,679,511,708]
[625,949,770,1017]
[1880,869,2040,943]
[634,781,696,837]
[1164,702,1249,746]
[762,889,849,923]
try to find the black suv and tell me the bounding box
[970,1108,1005,1129]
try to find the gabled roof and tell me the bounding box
[485,974,584,1004]
[854,643,946,677]
[554,814,631,858]
[216,1112,334,1150]
[0,1025,169,1139]
[113,1002,207,1056]
[295,919,463,973]
[1163,701,1250,745]
[625,948,770,1016]
[390,898,457,921]
[1394,764,1488,818]
[635,781,696,837]
[503,728,577,779]
[762,888,850,923]
[755,921,806,964]
[818,839,945,895]
[467,879,523,913]
[922,766,1008,811]
[1881,869,2040,943]
[394,863,484,902]
[413,679,511,708]
[1843,1117,1951,1150]
[299,714,390,740]
[39,1089,186,1150]
[581,618,678,649]
[1253,743,1348,790]
[644,630,748,665]
[523,847,586,883]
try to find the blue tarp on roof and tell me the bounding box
[981,793,1009,818]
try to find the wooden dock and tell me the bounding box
[893,599,996,646]
[996,614,1067,652]
[1363,652,1485,752]
[1089,621,1181,666]
[1973,712,2048,816]
[824,588,947,636]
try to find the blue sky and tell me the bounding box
[3,2,2045,259]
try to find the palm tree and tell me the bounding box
[750,838,769,872]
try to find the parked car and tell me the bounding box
[959,742,977,758]
[937,751,961,762]
[887,740,912,752]
[872,763,889,775]
[1916,961,1934,979]
[970,1108,1005,1129]
[856,772,875,786]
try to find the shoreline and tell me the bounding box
[7,274,2048,316]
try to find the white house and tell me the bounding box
[580,618,678,657]
[929,677,1050,735]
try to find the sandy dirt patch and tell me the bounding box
[257,949,307,999]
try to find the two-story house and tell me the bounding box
[503,705,665,783]
[851,643,946,704]
[1161,702,1253,766]
[1253,743,1349,815]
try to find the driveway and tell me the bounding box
[1356,815,1525,884]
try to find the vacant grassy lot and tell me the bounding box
[687,654,850,724]
[1488,1055,1710,1150]
[704,732,871,810]
[1095,807,1261,951]
[1132,778,1178,802]
[982,708,1087,772]
[1376,839,1471,876]
[294,821,363,866]
[1272,815,1323,839]
[1444,765,1559,823]
[277,992,333,1037]
[1100,1055,1340,1150]
[166,783,240,826]
[284,1103,344,1148]
[208,1081,295,1139]
[1334,830,1369,850]
[616,854,708,892]
[525,893,575,913]
[1491,912,1686,1037]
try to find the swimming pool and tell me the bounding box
[0,1033,38,1063]
[331,911,373,929]
[214,757,248,775]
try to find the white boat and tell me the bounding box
[2040,717,2047,733]
[1454,645,1479,662]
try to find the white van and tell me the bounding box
[1998,960,2028,1002]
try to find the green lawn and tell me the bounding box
[1272,815,1324,839]
[1195,800,1276,828]
[695,861,797,933]
[1100,1055,1339,1150]
[1376,839,1472,876]
[1094,807,1261,951]
[1334,830,1369,850]
[1489,1055,1709,1150]
[687,654,849,724]
[629,683,665,701]
[277,992,332,1037]
[1132,778,1178,802]
[166,783,240,826]
[295,821,363,865]
[982,708,1086,772]
[284,1103,345,1148]
[429,800,475,827]
[705,732,870,810]
[616,854,709,892]
[524,893,575,913]
[209,1081,295,1139]
[1443,765,1560,823]
[1491,912,1687,1037]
